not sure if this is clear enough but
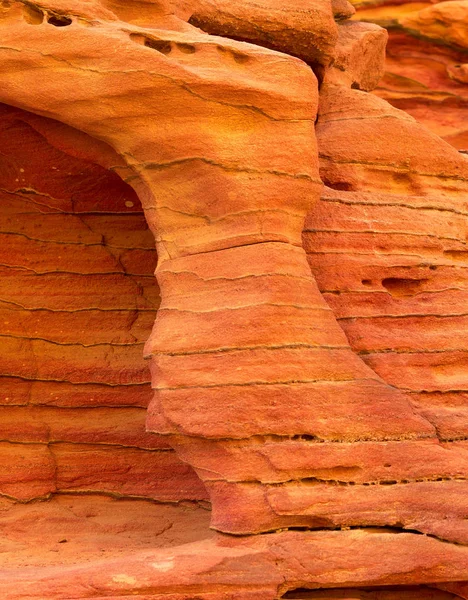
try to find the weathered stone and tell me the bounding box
[350,1,468,149]
[0,442,55,501]
[207,479,468,539]
[52,443,207,500]
[0,495,212,568]
[323,21,387,91]
[316,84,468,194]
[0,103,191,504]
[2,527,468,599]
[399,1,468,51]
[149,379,433,439]
[284,587,461,599]
[171,436,468,484]
[0,406,168,448]
[188,0,338,66]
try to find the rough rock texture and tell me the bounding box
[283,590,463,599]
[312,84,468,445]
[0,495,212,568]
[1,0,468,597]
[3,520,468,599]
[0,103,206,503]
[351,0,468,149]
[188,0,339,67]
[322,21,387,91]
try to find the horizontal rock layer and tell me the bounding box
[1,0,468,596]
[0,103,205,502]
[2,517,468,599]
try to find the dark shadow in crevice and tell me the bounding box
[282,584,463,599]
[48,14,73,27]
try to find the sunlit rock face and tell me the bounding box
[350,0,468,150]
[1,0,468,598]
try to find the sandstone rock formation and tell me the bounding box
[351,0,468,149]
[1,0,468,598]
[189,0,339,67]
[0,102,206,503]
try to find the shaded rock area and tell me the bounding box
[0,103,206,503]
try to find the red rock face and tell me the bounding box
[283,588,463,599]
[0,103,206,503]
[312,85,468,448]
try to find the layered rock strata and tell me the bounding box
[0,102,206,502]
[3,525,468,599]
[351,0,468,149]
[312,84,468,443]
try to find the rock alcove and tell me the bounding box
[0,102,206,503]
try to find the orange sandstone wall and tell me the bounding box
[351,0,468,150]
[0,103,207,503]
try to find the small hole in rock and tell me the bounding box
[324,181,353,191]
[48,14,72,27]
[382,277,429,298]
[291,434,317,442]
[362,279,372,286]
[216,45,250,64]
[145,38,172,54]
[232,51,250,64]
[393,171,410,183]
[177,42,196,54]
[23,4,44,24]
[129,33,172,55]
[351,81,361,90]
[429,265,437,270]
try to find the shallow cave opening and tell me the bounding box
[0,102,206,506]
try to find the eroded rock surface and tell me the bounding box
[0,103,206,503]
[351,0,468,149]
[188,0,338,67]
